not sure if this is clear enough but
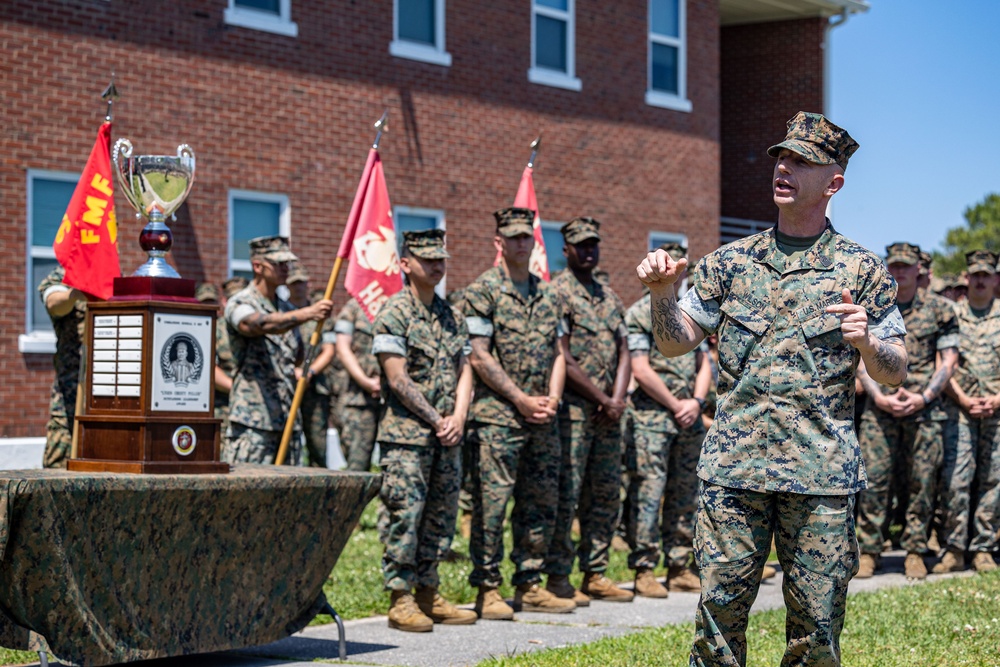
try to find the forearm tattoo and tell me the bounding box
[926,349,958,399]
[651,295,687,345]
[470,338,524,404]
[242,310,305,336]
[388,373,442,427]
[872,340,906,387]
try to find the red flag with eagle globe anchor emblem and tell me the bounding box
[52,121,121,299]
[341,149,403,322]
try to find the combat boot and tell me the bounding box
[761,564,777,581]
[415,586,477,625]
[634,568,669,598]
[931,549,965,574]
[387,590,433,632]
[546,574,590,607]
[856,553,878,579]
[667,565,701,592]
[514,582,576,613]
[973,552,998,573]
[904,552,927,580]
[611,534,631,552]
[474,587,514,620]
[581,572,634,602]
[459,511,472,539]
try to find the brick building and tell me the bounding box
[0,0,867,447]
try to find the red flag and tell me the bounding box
[494,165,550,281]
[343,150,403,322]
[53,122,120,299]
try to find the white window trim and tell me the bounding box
[646,0,691,112]
[394,206,448,297]
[224,0,298,38]
[228,190,292,278]
[529,0,582,92]
[20,169,78,354]
[390,0,452,67]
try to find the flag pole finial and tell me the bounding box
[372,110,389,150]
[528,133,542,168]
[102,75,119,122]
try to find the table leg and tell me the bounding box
[321,602,346,661]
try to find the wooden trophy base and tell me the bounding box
[71,276,229,475]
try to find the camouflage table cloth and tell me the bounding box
[0,465,380,666]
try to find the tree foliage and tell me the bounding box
[933,193,1000,275]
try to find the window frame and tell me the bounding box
[646,0,692,113]
[528,0,582,92]
[19,169,80,354]
[389,0,452,67]
[224,0,299,38]
[539,220,566,276]
[228,189,292,279]
[393,206,448,297]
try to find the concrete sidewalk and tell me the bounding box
[34,550,970,667]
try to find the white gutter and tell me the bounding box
[822,1,870,113]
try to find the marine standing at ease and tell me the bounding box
[637,112,907,667]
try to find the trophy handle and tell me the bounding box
[177,144,195,160]
[175,144,196,211]
[112,138,143,214]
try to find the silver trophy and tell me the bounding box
[112,139,196,278]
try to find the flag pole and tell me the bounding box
[527,134,541,168]
[274,111,388,466]
[70,79,119,460]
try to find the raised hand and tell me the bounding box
[825,289,871,351]
[636,249,688,287]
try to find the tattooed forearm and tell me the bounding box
[925,348,958,400]
[651,295,687,345]
[469,337,524,404]
[386,370,442,427]
[867,338,907,388]
[240,310,306,336]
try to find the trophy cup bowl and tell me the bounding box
[113,139,196,278]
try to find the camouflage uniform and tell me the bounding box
[225,281,304,465]
[334,299,381,471]
[214,319,237,443]
[545,250,627,577]
[299,316,337,468]
[856,286,958,556]
[38,267,86,469]
[625,291,705,570]
[464,264,563,589]
[372,240,469,591]
[941,284,1000,554]
[678,211,904,664]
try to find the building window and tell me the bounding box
[394,206,447,297]
[646,0,691,112]
[224,0,298,38]
[390,0,452,67]
[529,0,582,92]
[20,170,78,353]
[228,190,291,281]
[540,221,566,276]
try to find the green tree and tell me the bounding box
[934,193,1000,276]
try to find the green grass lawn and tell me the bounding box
[475,571,1000,667]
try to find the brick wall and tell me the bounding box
[0,0,720,435]
[720,17,826,224]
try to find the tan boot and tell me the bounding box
[904,552,927,580]
[667,565,701,592]
[514,582,577,613]
[459,512,472,539]
[634,568,669,598]
[387,590,433,632]
[474,587,514,620]
[856,553,877,579]
[761,564,777,581]
[415,586,477,625]
[931,549,965,574]
[973,552,998,573]
[581,572,634,602]
[611,535,631,552]
[546,574,590,607]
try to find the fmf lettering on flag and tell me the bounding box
[53,121,121,299]
[342,149,403,321]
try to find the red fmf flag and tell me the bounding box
[494,165,550,281]
[341,149,403,322]
[53,122,120,299]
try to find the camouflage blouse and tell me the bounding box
[678,224,904,495]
